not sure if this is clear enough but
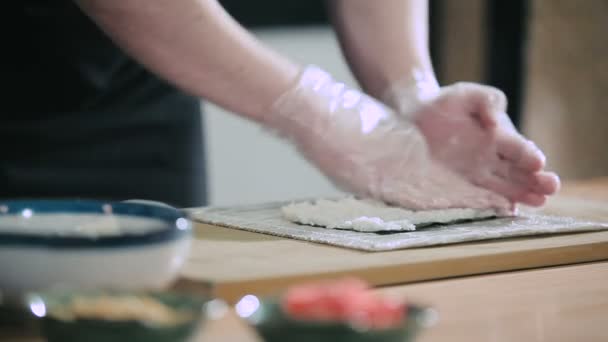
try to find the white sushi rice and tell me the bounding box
[281,197,499,232]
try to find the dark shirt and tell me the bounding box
[1,1,207,207]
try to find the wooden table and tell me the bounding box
[179,177,608,303]
[4,178,608,341]
[196,177,608,341]
[191,261,608,342]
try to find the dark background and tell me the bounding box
[219,0,528,128]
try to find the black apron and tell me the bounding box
[1,1,207,207]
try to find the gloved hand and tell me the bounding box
[383,73,560,208]
[263,65,518,212]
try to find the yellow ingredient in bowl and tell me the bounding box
[52,295,193,326]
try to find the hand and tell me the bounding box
[385,79,560,207]
[264,66,513,211]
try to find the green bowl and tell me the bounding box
[27,290,210,342]
[242,298,437,342]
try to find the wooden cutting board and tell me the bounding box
[176,181,608,303]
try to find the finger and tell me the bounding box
[432,170,511,209]
[428,167,512,212]
[493,161,538,189]
[466,85,507,130]
[491,160,560,198]
[433,84,502,130]
[493,162,555,194]
[495,111,518,135]
[533,171,561,195]
[496,133,546,172]
[388,175,509,211]
[474,172,530,202]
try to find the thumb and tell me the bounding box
[457,83,508,130]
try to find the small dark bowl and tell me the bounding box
[28,290,209,342]
[240,297,437,342]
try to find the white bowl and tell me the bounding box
[0,199,192,304]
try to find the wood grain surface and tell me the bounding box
[178,178,608,302]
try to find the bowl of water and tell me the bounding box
[0,199,192,306]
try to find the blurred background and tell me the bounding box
[206,0,608,206]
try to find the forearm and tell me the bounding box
[328,0,437,100]
[76,0,300,122]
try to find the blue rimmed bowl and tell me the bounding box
[0,199,192,304]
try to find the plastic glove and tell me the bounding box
[383,73,560,207]
[263,65,512,212]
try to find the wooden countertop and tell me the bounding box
[4,178,608,341]
[8,261,608,342]
[195,178,608,341]
[191,261,608,342]
[178,177,608,302]
[381,261,608,342]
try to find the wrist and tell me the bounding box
[265,65,334,137]
[382,68,440,115]
[265,64,397,142]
